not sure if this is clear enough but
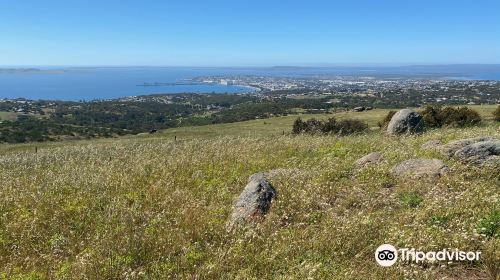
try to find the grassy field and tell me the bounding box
[148,105,498,141]
[0,107,499,279]
[158,110,390,140]
[0,111,18,121]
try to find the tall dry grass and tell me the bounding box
[0,124,499,279]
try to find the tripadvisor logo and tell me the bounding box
[375,244,398,267]
[375,244,481,267]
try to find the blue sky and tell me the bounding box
[1,0,499,66]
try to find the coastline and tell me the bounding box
[1,66,500,101]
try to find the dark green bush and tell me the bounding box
[420,105,445,128]
[292,118,323,134]
[335,119,369,135]
[321,117,339,133]
[304,118,324,134]
[377,110,396,128]
[292,117,306,134]
[442,106,481,127]
[419,105,481,128]
[494,105,500,122]
[292,117,368,135]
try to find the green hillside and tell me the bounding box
[138,105,498,140]
[0,108,499,279]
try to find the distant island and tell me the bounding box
[0,68,66,74]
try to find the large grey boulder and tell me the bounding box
[355,152,384,167]
[391,159,449,179]
[227,173,277,231]
[439,137,496,158]
[454,140,500,166]
[387,109,424,135]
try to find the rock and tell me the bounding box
[387,109,424,135]
[391,158,449,178]
[482,156,500,167]
[454,140,500,165]
[356,152,384,167]
[353,106,365,112]
[247,172,269,182]
[421,140,443,150]
[439,137,496,158]
[227,173,277,231]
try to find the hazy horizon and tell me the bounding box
[3,63,500,68]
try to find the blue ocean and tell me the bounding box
[1,65,500,101]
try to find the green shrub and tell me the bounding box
[428,215,451,227]
[292,118,323,134]
[399,192,424,208]
[442,106,481,127]
[321,117,339,133]
[377,110,396,128]
[493,105,500,122]
[292,117,368,135]
[419,105,481,128]
[334,119,369,135]
[292,117,306,134]
[477,209,500,238]
[420,105,444,128]
[304,118,324,134]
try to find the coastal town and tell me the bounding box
[1,77,500,119]
[194,75,500,102]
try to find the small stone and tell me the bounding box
[227,173,277,231]
[355,152,384,167]
[391,158,449,179]
[421,140,443,150]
